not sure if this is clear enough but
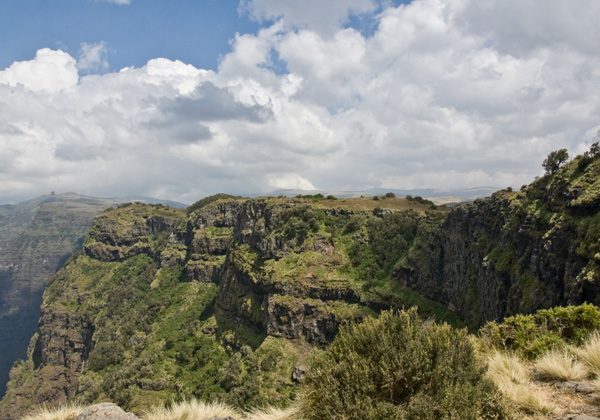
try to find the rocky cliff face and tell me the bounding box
[0,193,121,399]
[6,153,600,418]
[397,152,600,326]
[0,196,452,419]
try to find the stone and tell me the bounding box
[76,403,139,420]
[559,414,600,420]
[292,364,309,383]
[556,381,597,394]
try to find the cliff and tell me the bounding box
[3,148,600,418]
[0,193,121,398]
[397,151,600,326]
[0,197,452,419]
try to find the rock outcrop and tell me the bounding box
[398,153,600,326]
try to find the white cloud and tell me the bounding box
[77,42,110,73]
[268,173,317,190]
[2,0,600,204]
[240,0,377,34]
[0,49,78,93]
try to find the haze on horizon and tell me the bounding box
[1,0,600,204]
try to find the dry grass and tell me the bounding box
[486,351,529,384]
[16,400,305,420]
[141,400,240,420]
[574,331,600,376]
[486,351,557,415]
[534,349,589,381]
[19,403,85,420]
[243,405,302,420]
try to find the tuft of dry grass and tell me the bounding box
[486,351,557,415]
[141,400,240,420]
[534,349,589,381]
[19,403,85,420]
[574,331,600,376]
[243,405,302,420]
[486,351,529,385]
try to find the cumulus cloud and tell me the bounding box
[0,49,78,92]
[2,0,600,204]
[240,0,377,34]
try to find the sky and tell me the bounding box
[1,0,600,204]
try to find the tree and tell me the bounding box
[542,149,569,175]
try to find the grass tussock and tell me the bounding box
[574,331,600,376]
[243,405,301,420]
[142,400,240,420]
[534,349,589,381]
[486,351,529,385]
[486,352,557,415]
[19,403,86,420]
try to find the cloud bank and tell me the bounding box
[1,0,599,203]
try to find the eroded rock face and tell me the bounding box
[83,205,185,263]
[398,181,600,326]
[0,307,94,420]
[266,296,343,343]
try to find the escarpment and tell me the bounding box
[2,151,600,419]
[397,152,600,326]
[1,197,452,419]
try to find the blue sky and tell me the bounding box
[1,0,599,204]
[0,0,260,72]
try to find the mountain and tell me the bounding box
[0,193,186,400]
[1,148,599,418]
[0,193,124,400]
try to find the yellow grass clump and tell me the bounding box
[19,403,85,420]
[534,349,589,381]
[574,331,600,376]
[486,351,557,415]
[243,405,301,420]
[142,400,240,420]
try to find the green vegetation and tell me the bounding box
[8,160,600,419]
[300,308,508,420]
[187,193,246,215]
[479,303,600,358]
[542,148,569,175]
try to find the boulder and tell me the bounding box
[76,403,139,420]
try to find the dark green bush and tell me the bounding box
[187,193,242,215]
[479,303,600,358]
[300,308,509,420]
[277,205,319,243]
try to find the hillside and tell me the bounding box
[1,147,600,419]
[397,149,600,326]
[0,193,123,399]
[0,195,455,419]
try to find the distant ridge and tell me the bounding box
[251,186,500,205]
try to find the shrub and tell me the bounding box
[479,304,600,358]
[187,193,242,215]
[300,308,510,420]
